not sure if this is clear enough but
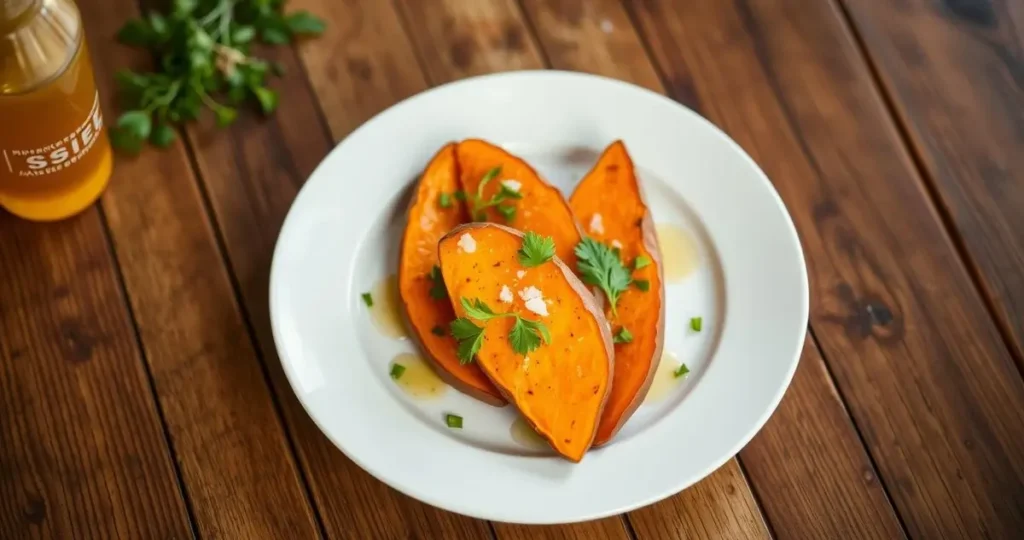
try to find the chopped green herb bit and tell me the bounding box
[361,292,373,307]
[634,255,652,270]
[390,363,406,380]
[634,279,651,292]
[454,190,467,201]
[438,192,452,208]
[431,325,446,336]
[445,413,463,429]
[690,316,703,332]
[429,265,447,300]
[474,210,488,222]
[575,238,632,316]
[674,363,690,378]
[613,326,633,344]
[517,231,556,267]
[496,204,517,222]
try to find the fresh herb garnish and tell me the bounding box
[517,232,556,268]
[634,279,650,292]
[634,255,651,270]
[430,325,446,336]
[390,363,406,380]
[445,413,463,429]
[438,192,452,209]
[110,0,325,153]
[454,190,467,201]
[361,292,373,307]
[450,297,550,363]
[465,166,522,223]
[575,238,632,316]
[674,363,690,378]
[690,316,703,332]
[613,326,633,344]
[428,265,447,300]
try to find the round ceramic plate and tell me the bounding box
[270,71,808,524]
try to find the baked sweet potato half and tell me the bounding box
[437,223,614,462]
[456,139,583,269]
[398,143,505,406]
[569,140,665,445]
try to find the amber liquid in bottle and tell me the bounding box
[0,0,112,221]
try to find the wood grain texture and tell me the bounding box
[839,0,1024,366]
[629,0,1024,536]
[174,0,494,537]
[392,1,769,538]
[75,0,324,536]
[492,517,629,540]
[518,1,906,538]
[0,212,192,538]
[629,461,769,539]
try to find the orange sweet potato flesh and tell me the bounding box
[569,141,665,446]
[438,223,614,462]
[398,143,505,406]
[456,139,583,269]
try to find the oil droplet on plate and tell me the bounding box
[369,275,408,339]
[390,353,447,399]
[655,223,699,283]
[510,416,550,451]
[645,352,686,403]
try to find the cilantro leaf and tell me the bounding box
[428,265,447,300]
[674,363,690,378]
[497,184,523,200]
[454,190,467,201]
[450,317,483,340]
[574,238,632,316]
[634,255,652,270]
[517,232,556,268]
[438,192,452,209]
[613,326,633,344]
[285,11,326,35]
[450,318,485,364]
[634,279,650,292]
[496,204,516,222]
[430,325,446,336]
[510,318,543,355]
[461,297,500,320]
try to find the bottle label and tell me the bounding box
[1,91,104,177]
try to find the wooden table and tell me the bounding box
[3,0,1023,538]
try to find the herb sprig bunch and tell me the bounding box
[450,298,551,364]
[456,166,522,222]
[111,0,325,152]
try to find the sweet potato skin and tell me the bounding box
[456,139,584,269]
[569,140,665,445]
[438,223,614,462]
[398,143,506,406]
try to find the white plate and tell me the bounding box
[270,71,808,524]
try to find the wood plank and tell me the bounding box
[513,1,906,538]
[390,1,770,537]
[171,0,493,536]
[0,213,192,537]
[492,517,630,540]
[74,0,323,536]
[839,0,1024,365]
[629,0,1024,536]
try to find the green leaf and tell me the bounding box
[614,326,633,344]
[674,363,690,378]
[574,238,632,317]
[149,123,177,148]
[461,297,499,320]
[252,86,279,114]
[496,204,516,222]
[117,110,152,140]
[285,11,326,35]
[453,190,467,201]
[519,317,550,345]
[634,279,650,292]
[361,292,373,307]
[634,255,651,270]
[231,25,256,45]
[517,231,556,268]
[438,192,452,209]
[390,363,406,380]
[428,265,447,300]
[474,210,487,222]
[116,19,153,46]
[690,316,703,332]
[452,321,485,364]
[172,0,197,17]
[109,127,144,154]
[445,413,463,429]
[430,326,446,337]
[479,166,502,187]
[509,318,543,355]
[497,184,523,200]
[450,317,483,340]
[215,106,238,127]
[261,26,290,44]
[147,12,169,38]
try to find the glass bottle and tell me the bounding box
[0,0,112,221]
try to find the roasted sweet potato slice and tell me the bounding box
[438,223,614,462]
[456,139,583,269]
[569,141,665,445]
[398,143,505,406]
